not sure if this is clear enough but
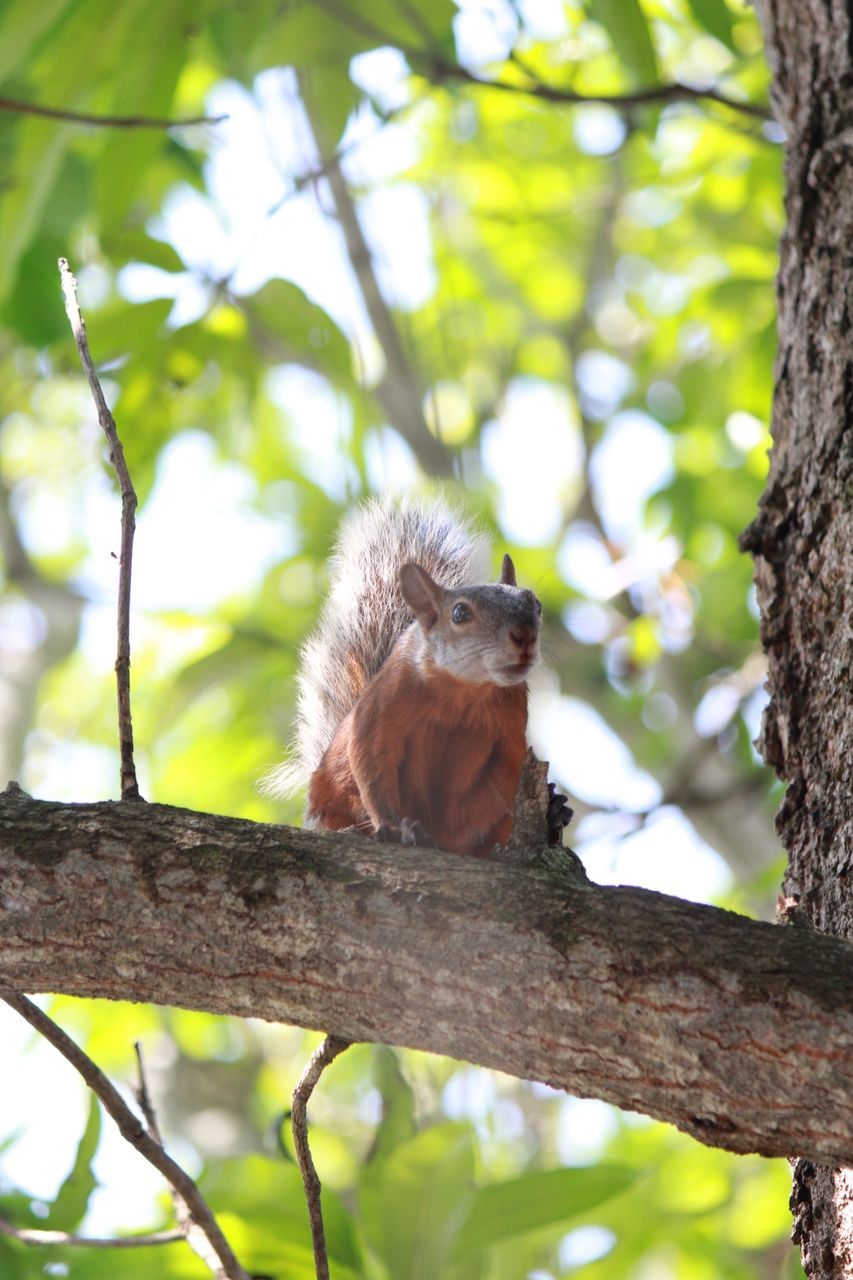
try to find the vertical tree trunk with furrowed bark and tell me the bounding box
[744,3,853,1276]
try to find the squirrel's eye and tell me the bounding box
[535,598,542,616]
[452,602,472,624]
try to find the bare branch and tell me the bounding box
[133,1040,163,1140]
[0,1218,183,1249]
[0,95,225,129]
[58,257,142,801]
[266,100,410,218]
[291,1035,352,1280]
[297,78,454,477]
[0,992,249,1280]
[434,62,773,123]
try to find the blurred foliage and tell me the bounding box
[0,1018,804,1279]
[0,0,802,1275]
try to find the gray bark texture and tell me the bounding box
[744,1,853,1274]
[1,786,853,1167]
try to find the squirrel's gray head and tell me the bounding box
[399,554,541,687]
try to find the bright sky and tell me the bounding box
[3,0,754,1243]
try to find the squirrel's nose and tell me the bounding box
[510,625,537,649]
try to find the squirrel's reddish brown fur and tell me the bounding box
[267,499,542,857]
[308,635,530,856]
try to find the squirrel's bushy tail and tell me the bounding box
[265,496,490,796]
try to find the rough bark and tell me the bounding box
[1,788,852,1167]
[744,1,853,1274]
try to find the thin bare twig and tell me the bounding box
[292,1035,352,1280]
[0,1218,183,1249]
[0,95,225,129]
[265,100,408,218]
[134,1040,234,1277]
[134,1039,163,1140]
[439,63,773,122]
[0,992,248,1280]
[58,257,142,801]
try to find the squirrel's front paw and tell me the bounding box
[374,818,436,848]
[547,782,573,846]
[400,817,436,848]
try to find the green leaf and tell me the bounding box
[43,1241,210,1280]
[94,0,194,226]
[201,1154,363,1272]
[358,0,458,58]
[0,0,76,84]
[77,297,172,365]
[251,1,369,69]
[0,1238,26,1280]
[453,1164,640,1259]
[246,279,352,383]
[0,238,70,346]
[253,0,457,72]
[298,60,362,149]
[0,117,71,301]
[46,1094,101,1232]
[366,1046,417,1163]
[586,0,659,86]
[684,0,737,52]
[360,1122,477,1280]
[208,0,296,78]
[0,0,141,299]
[101,228,186,273]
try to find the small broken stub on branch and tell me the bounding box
[492,749,585,877]
[510,749,552,848]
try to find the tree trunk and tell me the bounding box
[744,2,853,1274]
[2,787,853,1167]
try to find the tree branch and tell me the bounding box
[433,63,773,123]
[297,78,455,477]
[291,1034,352,1280]
[58,258,142,801]
[1,788,851,1167]
[133,1040,237,1277]
[0,95,225,129]
[0,991,249,1280]
[0,1219,183,1249]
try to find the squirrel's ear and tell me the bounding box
[400,562,445,629]
[499,554,517,586]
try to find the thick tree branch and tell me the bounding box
[1,788,851,1167]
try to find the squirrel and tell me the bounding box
[268,498,571,857]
